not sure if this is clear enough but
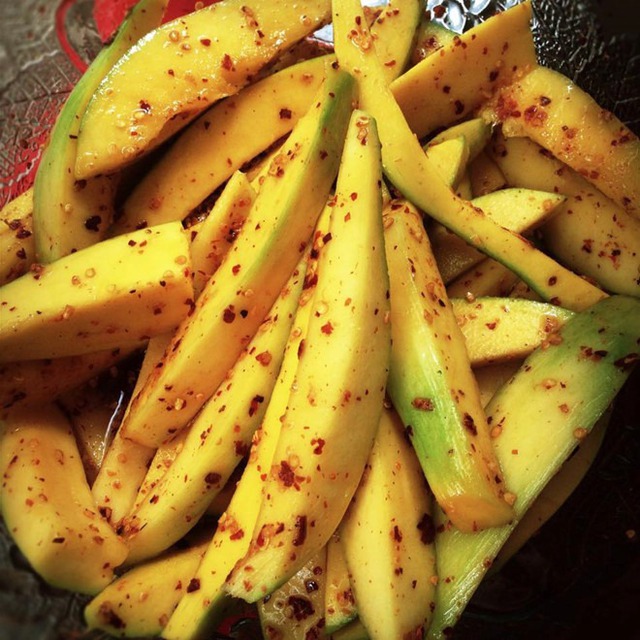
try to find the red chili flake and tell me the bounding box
[432,5,445,17]
[417,513,436,545]
[582,239,593,254]
[311,438,325,455]
[350,192,358,201]
[463,413,478,436]
[392,525,403,542]
[98,604,126,630]
[149,494,159,504]
[223,306,236,323]
[279,108,292,119]
[548,276,557,285]
[485,321,498,330]
[186,578,201,593]
[230,529,244,540]
[321,322,334,335]
[204,472,221,485]
[16,227,31,239]
[200,37,211,46]
[232,264,241,275]
[489,69,499,82]
[494,95,521,120]
[255,351,272,366]
[442,85,451,94]
[287,595,314,621]
[293,515,307,547]
[319,150,328,159]
[221,54,234,71]
[523,105,547,127]
[540,95,552,106]
[454,100,464,115]
[412,397,434,411]
[248,394,264,417]
[74,179,88,191]
[278,461,296,487]
[305,579,319,593]
[235,440,249,457]
[52,537,65,543]
[139,99,151,113]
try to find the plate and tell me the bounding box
[0,1,639,639]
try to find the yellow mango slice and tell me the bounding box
[485,65,640,218]
[117,56,330,233]
[452,297,574,366]
[390,0,537,139]
[0,403,129,594]
[0,222,193,362]
[75,0,332,178]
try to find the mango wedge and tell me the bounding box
[0,222,193,362]
[119,69,355,448]
[0,189,35,286]
[333,0,606,312]
[33,0,168,262]
[117,56,329,233]
[451,297,574,366]
[390,0,537,138]
[75,0,332,178]
[384,201,513,531]
[123,260,306,563]
[428,295,640,638]
[225,110,391,602]
[85,538,209,637]
[486,65,640,218]
[340,407,437,640]
[0,403,129,594]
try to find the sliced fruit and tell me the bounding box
[84,537,209,637]
[383,200,513,531]
[0,403,129,594]
[0,222,193,362]
[340,407,437,640]
[0,188,35,285]
[485,65,640,218]
[33,0,168,261]
[428,294,640,638]
[452,296,574,366]
[116,56,330,233]
[118,68,355,448]
[225,109,391,601]
[390,0,537,138]
[75,0,332,178]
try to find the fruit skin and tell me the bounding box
[33,0,168,262]
[428,294,640,638]
[225,109,391,603]
[0,222,194,362]
[0,403,129,594]
[333,0,606,312]
[383,200,513,532]
[118,69,355,448]
[340,407,437,640]
[75,0,333,178]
